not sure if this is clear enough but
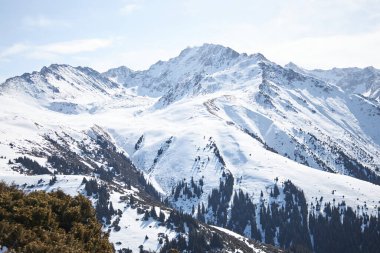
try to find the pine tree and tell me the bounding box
[150,206,158,219]
[273,183,280,198]
[159,211,165,222]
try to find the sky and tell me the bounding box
[0,0,380,82]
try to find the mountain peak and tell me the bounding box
[125,43,247,97]
[363,66,376,72]
[147,43,245,74]
[105,65,134,73]
[177,43,240,62]
[284,61,304,71]
[101,44,272,97]
[284,61,298,68]
[102,66,135,85]
[250,52,267,61]
[40,63,72,75]
[1,63,121,103]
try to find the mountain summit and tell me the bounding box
[1,64,122,103]
[102,44,268,97]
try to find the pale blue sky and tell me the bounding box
[1,0,380,82]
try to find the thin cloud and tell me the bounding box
[23,16,71,28]
[120,3,141,15]
[39,39,113,55]
[0,43,30,59]
[0,39,113,61]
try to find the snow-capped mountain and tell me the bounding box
[1,43,380,253]
[0,64,143,115]
[103,66,135,85]
[1,64,123,102]
[106,44,380,184]
[102,44,266,98]
[285,62,380,103]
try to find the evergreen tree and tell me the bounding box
[0,182,113,253]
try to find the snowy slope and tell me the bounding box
[112,92,380,215]
[105,45,380,183]
[0,118,278,253]
[285,62,380,103]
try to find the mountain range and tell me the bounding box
[1,43,379,253]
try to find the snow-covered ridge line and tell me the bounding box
[285,62,380,103]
